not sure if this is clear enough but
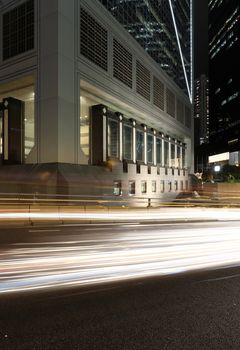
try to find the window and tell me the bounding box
[136,129,144,162]
[168,181,172,192]
[0,75,35,163]
[180,180,184,191]
[147,134,153,163]
[152,181,156,193]
[113,181,122,196]
[174,181,178,191]
[108,118,119,158]
[171,143,175,167]
[185,180,189,190]
[182,146,186,168]
[177,144,181,168]
[160,180,165,193]
[156,137,162,165]
[3,0,34,61]
[123,124,133,160]
[141,181,147,194]
[164,140,169,167]
[129,181,135,195]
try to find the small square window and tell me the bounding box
[113,181,122,196]
[141,181,147,194]
[168,181,172,192]
[160,180,165,193]
[152,180,156,192]
[129,181,135,195]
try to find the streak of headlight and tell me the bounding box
[0,207,240,221]
[1,224,240,294]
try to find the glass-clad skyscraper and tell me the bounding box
[99,0,192,101]
[208,0,239,154]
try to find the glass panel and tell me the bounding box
[177,145,181,168]
[0,76,35,163]
[123,124,132,160]
[164,140,169,167]
[129,181,135,195]
[113,181,122,196]
[147,134,153,163]
[182,147,186,168]
[141,181,147,193]
[80,95,92,163]
[0,110,2,155]
[136,130,144,161]
[174,180,178,191]
[168,181,172,192]
[171,143,175,167]
[156,137,162,165]
[108,118,119,158]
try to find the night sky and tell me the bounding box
[194,0,208,78]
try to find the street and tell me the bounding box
[1,219,240,349]
[1,265,240,349]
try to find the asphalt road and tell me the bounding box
[1,266,240,349]
[1,220,240,349]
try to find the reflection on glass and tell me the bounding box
[164,140,169,167]
[123,124,132,160]
[136,130,144,161]
[108,118,119,158]
[156,137,162,165]
[147,134,153,163]
[80,95,92,162]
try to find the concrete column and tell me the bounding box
[161,134,165,167]
[144,126,147,165]
[132,121,136,163]
[153,130,157,166]
[38,0,77,163]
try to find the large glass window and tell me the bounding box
[147,134,153,163]
[80,95,92,163]
[164,140,169,167]
[108,118,119,158]
[136,129,144,162]
[156,137,162,165]
[123,124,133,160]
[0,75,35,163]
[177,144,181,168]
[182,146,186,168]
[171,143,175,167]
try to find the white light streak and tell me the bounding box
[168,0,192,102]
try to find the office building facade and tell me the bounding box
[0,0,193,200]
[208,0,240,156]
[194,75,209,171]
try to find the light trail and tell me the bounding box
[1,221,240,294]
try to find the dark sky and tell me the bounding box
[194,0,208,78]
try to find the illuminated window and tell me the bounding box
[113,181,122,196]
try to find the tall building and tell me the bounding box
[99,0,193,101]
[194,75,209,146]
[194,75,209,171]
[208,0,240,156]
[0,0,193,201]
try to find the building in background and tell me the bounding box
[0,0,193,201]
[99,0,193,101]
[194,74,209,171]
[208,0,239,164]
